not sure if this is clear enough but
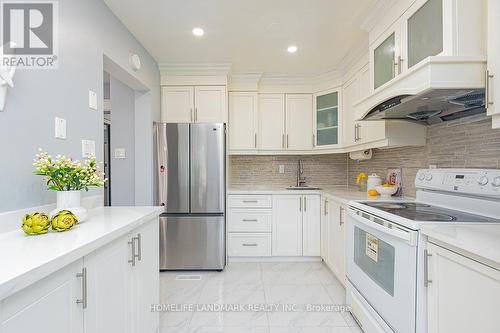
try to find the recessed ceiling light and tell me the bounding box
[287,45,298,53]
[192,27,204,37]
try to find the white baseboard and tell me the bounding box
[228,256,323,263]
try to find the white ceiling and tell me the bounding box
[104,0,377,76]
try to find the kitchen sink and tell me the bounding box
[286,186,321,190]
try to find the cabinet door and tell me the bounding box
[342,77,358,147]
[371,26,400,90]
[314,90,340,147]
[487,0,500,123]
[132,220,160,333]
[327,201,346,286]
[259,94,285,151]
[162,86,194,123]
[229,92,258,150]
[427,242,500,333]
[195,86,227,123]
[0,260,84,333]
[286,94,313,150]
[320,198,329,263]
[402,0,443,70]
[272,195,303,256]
[302,195,321,256]
[84,235,133,333]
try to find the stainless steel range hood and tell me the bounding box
[361,88,485,125]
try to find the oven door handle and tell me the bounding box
[348,209,418,246]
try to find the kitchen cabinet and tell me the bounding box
[272,195,320,256]
[258,94,286,151]
[313,89,341,148]
[273,195,303,256]
[426,242,500,333]
[487,0,500,128]
[0,218,159,333]
[286,94,313,150]
[229,92,258,151]
[302,195,321,256]
[0,260,84,333]
[162,85,227,123]
[369,0,485,92]
[321,197,346,286]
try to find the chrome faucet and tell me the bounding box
[296,159,307,187]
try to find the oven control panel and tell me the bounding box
[416,169,500,197]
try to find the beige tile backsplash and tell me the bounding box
[230,114,500,197]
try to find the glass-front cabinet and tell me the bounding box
[373,32,396,90]
[314,89,340,147]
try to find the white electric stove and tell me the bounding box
[345,169,500,333]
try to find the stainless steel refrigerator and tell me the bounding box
[155,123,226,271]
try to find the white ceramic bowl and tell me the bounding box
[375,185,399,198]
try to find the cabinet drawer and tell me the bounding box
[228,233,271,257]
[228,209,272,232]
[228,195,272,208]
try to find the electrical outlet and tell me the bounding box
[114,148,126,159]
[279,165,285,174]
[55,117,66,139]
[81,140,95,158]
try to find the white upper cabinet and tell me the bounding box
[313,89,341,148]
[161,86,194,123]
[162,86,227,123]
[286,94,313,150]
[258,94,286,151]
[229,92,258,151]
[487,0,500,128]
[371,27,400,90]
[195,86,227,123]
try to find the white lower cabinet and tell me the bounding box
[273,195,304,256]
[0,260,84,333]
[228,233,272,257]
[321,197,346,285]
[302,195,321,256]
[426,242,500,333]
[0,218,159,333]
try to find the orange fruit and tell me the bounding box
[368,189,379,196]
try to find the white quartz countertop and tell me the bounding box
[421,224,500,270]
[0,206,163,300]
[228,185,413,204]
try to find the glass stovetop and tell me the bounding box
[363,202,500,223]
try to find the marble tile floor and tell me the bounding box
[159,262,362,333]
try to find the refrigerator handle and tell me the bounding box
[155,123,168,207]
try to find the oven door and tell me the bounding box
[346,207,418,333]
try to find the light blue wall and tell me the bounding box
[110,76,135,206]
[0,0,160,212]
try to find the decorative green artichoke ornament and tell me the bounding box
[21,213,51,235]
[51,210,78,232]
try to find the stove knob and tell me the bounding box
[418,173,426,181]
[425,173,433,181]
[478,176,489,186]
[492,177,500,187]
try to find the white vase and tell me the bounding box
[49,191,87,222]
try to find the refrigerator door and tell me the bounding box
[159,215,225,270]
[190,123,225,213]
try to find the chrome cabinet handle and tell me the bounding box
[339,207,344,226]
[128,238,136,266]
[282,134,285,148]
[313,134,316,147]
[286,134,289,148]
[195,108,198,122]
[324,200,328,215]
[486,70,494,108]
[190,108,194,122]
[304,196,307,212]
[242,200,258,203]
[424,249,432,287]
[299,197,302,212]
[254,133,257,148]
[135,233,142,262]
[397,56,403,75]
[242,243,257,247]
[76,267,87,309]
[242,219,258,222]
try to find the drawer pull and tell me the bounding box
[242,219,258,222]
[242,200,258,203]
[242,243,258,247]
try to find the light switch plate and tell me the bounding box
[114,148,126,159]
[279,165,285,174]
[55,117,66,139]
[89,90,98,110]
[81,140,96,158]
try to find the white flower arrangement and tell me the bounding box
[33,149,106,191]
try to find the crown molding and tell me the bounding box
[360,0,399,32]
[158,62,232,76]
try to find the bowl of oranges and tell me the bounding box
[375,184,399,198]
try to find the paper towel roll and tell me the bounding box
[349,149,373,161]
